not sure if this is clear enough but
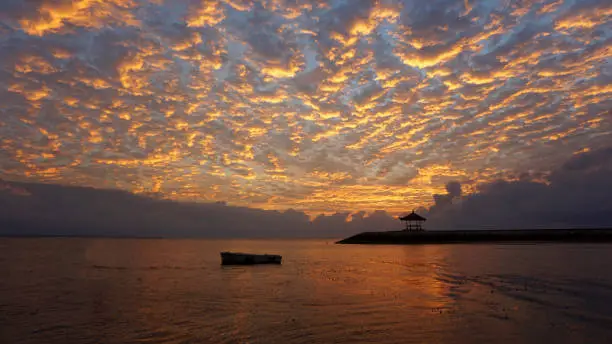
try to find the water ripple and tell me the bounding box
[2,239,612,343]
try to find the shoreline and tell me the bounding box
[336,228,612,245]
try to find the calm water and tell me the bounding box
[1,238,612,344]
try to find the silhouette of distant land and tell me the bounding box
[338,210,612,244]
[336,228,612,245]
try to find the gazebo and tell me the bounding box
[399,210,427,231]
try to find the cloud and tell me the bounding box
[0,0,611,218]
[2,146,612,238]
[0,178,31,196]
[424,147,612,230]
[0,0,139,36]
[0,180,402,238]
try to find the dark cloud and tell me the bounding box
[425,147,612,230]
[561,147,612,172]
[2,147,612,237]
[0,180,400,238]
[0,0,41,20]
[318,0,374,37]
[400,0,472,41]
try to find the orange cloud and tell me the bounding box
[1,0,610,217]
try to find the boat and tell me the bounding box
[220,252,282,265]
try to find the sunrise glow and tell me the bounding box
[1,0,610,216]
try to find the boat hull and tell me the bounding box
[220,252,282,265]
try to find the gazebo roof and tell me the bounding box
[399,211,427,221]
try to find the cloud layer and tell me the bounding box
[1,0,611,216]
[1,146,612,237]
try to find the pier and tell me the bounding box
[336,228,612,245]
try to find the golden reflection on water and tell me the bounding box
[3,238,612,343]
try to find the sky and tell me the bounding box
[0,0,611,236]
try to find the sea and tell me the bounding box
[1,238,612,344]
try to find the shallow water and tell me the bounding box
[1,238,612,343]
